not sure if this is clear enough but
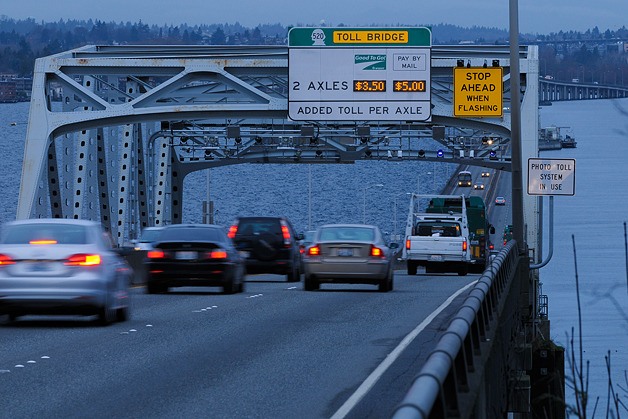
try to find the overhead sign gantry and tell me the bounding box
[288,27,432,121]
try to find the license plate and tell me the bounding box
[29,262,53,272]
[429,255,443,261]
[338,249,353,257]
[239,251,250,258]
[176,251,197,260]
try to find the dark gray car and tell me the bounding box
[144,224,245,294]
[228,216,303,282]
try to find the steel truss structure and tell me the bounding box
[18,44,539,247]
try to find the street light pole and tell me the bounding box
[363,183,384,224]
[393,192,412,240]
[308,165,312,230]
[509,0,525,248]
[426,167,436,193]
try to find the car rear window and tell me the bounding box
[416,222,461,237]
[235,219,282,236]
[160,226,224,242]
[319,227,374,241]
[1,223,88,244]
[140,229,162,243]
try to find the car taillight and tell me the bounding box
[147,250,165,259]
[462,240,468,252]
[405,239,411,250]
[489,243,494,250]
[299,245,305,254]
[227,225,238,239]
[370,245,384,258]
[65,254,101,266]
[0,254,15,265]
[280,221,291,246]
[307,245,320,256]
[205,249,227,259]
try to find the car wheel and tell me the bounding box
[407,261,417,276]
[379,270,392,292]
[287,264,300,282]
[116,305,130,322]
[223,279,237,294]
[388,270,395,291]
[304,274,319,291]
[97,295,116,326]
[146,281,167,294]
[473,263,486,274]
[238,279,246,293]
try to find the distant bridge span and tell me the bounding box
[539,78,628,102]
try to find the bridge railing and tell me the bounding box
[392,240,522,418]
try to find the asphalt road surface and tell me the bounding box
[1,272,477,419]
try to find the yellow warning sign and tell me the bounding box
[453,67,503,117]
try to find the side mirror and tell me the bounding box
[489,225,496,234]
[295,233,304,241]
[389,242,400,249]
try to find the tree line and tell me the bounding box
[1,16,627,85]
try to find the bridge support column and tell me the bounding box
[152,138,171,226]
[135,124,149,231]
[96,128,114,234]
[47,139,62,218]
[170,158,184,224]
[115,124,137,243]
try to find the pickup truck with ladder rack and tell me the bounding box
[402,194,472,276]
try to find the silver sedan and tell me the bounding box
[0,219,132,325]
[302,224,398,292]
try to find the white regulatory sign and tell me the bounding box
[288,27,432,122]
[527,158,576,196]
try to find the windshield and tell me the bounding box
[160,227,224,243]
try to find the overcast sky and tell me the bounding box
[1,0,625,35]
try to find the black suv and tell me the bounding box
[228,216,303,282]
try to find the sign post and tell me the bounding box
[288,27,432,121]
[527,158,576,196]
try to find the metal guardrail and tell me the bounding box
[392,240,522,418]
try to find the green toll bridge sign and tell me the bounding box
[288,27,432,122]
[527,158,576,196]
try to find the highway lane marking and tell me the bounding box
[193,305,219,312]
[2,355,50,374]
[330,280,478,419]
